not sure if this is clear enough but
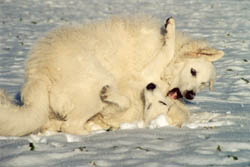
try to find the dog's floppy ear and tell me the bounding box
[197,48,224,62]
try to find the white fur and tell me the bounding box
[0,15,224,136]
[143,84,189,128]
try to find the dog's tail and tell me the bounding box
[0,80,49,136]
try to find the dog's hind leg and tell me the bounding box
[100,85,130,111]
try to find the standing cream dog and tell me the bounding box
[0,15,223,136]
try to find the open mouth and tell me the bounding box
[167,88,183,100]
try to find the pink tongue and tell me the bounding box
[168,92,177,99]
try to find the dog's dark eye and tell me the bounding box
[191,68,197,77]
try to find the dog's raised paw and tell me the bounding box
[100,84,130,111]
[165,17,175,36]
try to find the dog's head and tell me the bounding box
[144,83,171,111]
[143,82,172,125]
[167,47,224,100]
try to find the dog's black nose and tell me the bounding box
[146,83,156,91]
[185,90,196,100]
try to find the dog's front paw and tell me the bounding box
[100,85,130,111]
[165,17,175,39]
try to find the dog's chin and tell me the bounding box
[167,88,183,100]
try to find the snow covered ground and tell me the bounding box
[0,0,250,166]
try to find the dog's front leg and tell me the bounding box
[141,17,175,84]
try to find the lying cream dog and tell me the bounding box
[84,82,189,132]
